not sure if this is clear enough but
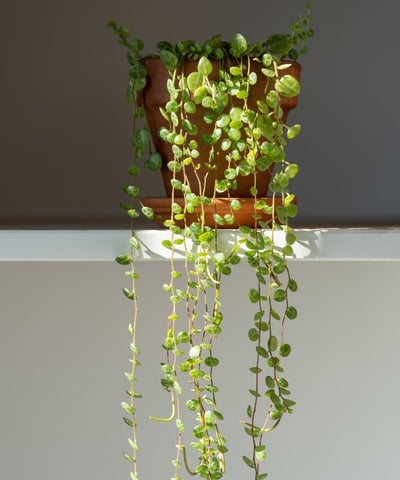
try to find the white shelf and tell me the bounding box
[0,229,399,261]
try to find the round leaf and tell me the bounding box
[230,34,248,57]
[160,50,178,70]
[115,255,130,265]
[198,56,213,76]
[248,328,259,342]
[273,289,286,302]
[187,72,203,93]
[145,152,162,170]
[287,124,302,139]
[266,34,292,55]
[276,75,300,98]
[279,343,291,357]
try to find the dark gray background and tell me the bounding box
[1,0,399,228]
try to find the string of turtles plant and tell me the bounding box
[110,2,313,479]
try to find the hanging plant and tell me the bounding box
[111,2,313,479]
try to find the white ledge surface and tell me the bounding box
[0,229,399,261]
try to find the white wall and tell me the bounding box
[1,260,399,479]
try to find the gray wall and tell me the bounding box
[1,0,400,227]
[1,260,400,479]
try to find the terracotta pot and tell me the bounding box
[141,57,301,198]
[141,196,296,229]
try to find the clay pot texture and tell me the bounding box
[142,57,301,198]
[141,196,295,229]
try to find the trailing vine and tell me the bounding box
[111,2,313,479]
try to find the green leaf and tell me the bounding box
[121,402,135,414]
[279,344,291,357]
[205,384,219,393]
[273,289,286,302]
[216,114,230,128]
[214,410,224,420]
[257,100,269,114]
[130,236,140,250]
[123,452,134,463]
[156,41,173,53]
[221,138,232,151]
[268,336,278,351]
[249,72,257,85]
[248,289,260,303]
[248,328,259,342]
[255,321,269,332]
[231,199,242,211]
[276,75,300,98]
[160,50,178,70]
[176,418,185,431]
[224,167,237,180]
[124,185,140,197]
[288,279,298,292]
[242,456,255,469]
[205,324,221,335]
[190,369,205,378]
[145,152,162,170]
[255,448,266,462]
[130,38,144,52]
[189,345,201,358]
[141,206,154,219]
[213,252,225,265]
[198,56,213,76]
[262,54,273,67]
[186,399,200,411]
[194,86,208,104]
[257,156,272,172]
[265,376,275,389]
[266,34,292,56]
[230,254,241,265]
[256,346,269,358]
[199,231,215,243]
[193,425,206,438]
[267,357,280,367]
[287,124,301,139]
[286,306,297,319]
[250,367,262,373]
[123,288,135,300]
[205,356,220,367]
[239,225,251,234]
[130,343,140,354]
[176,331,189,343]
[285,164,299,179]
[278,377,289,388]
[187,72,203,93]
[161,239,172,249]
[123,416,133,427]
[229,107,243,122]
[250,186,258,197]
[116,255,130,265]
[287,204,298,217]
[129,63,147,79]
[184,101,196,114]
[128,165,140,176]
[230,34,248,57]
[107,19,117,30]
[247,405,253,418]
[286,232,296,245]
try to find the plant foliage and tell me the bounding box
[111,2,313,479]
